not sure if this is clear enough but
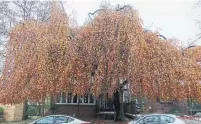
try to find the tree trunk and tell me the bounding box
[119,89,126,121]
[113,90,120,121]
[22,99,28,120]
[42,99,45,117]
[113,89,126,122]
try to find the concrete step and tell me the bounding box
[97,111,115,120]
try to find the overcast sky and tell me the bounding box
[64,0,201,46]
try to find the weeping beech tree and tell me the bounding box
[0,3,201,121]
[0,2,70,103]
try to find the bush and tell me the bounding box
[0,107,4,114]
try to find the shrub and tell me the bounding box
[0,107,4,114]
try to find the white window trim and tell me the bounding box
[55,92,96,105]
[55,103,96,105]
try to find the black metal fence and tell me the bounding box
[27,104,50,116]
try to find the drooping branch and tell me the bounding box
[0,3,200,105]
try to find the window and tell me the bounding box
[35,116,54,124]
[79,96,84,103]
[90,94,94,103]
[84,93,88,103]
[54,116,74,124]
[73,94,77,103]
[139,115,160,124]
[67,93,72,103]
[62,93,66,103]
[160,115,175,123]
[56,92,95,105]
[135,119,143,124]
[56,94,61,103]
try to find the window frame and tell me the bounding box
[55,92,96,105]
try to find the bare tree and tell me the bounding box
[0,0,51,72]
[196,0,201,41]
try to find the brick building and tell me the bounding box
[0,103,25,121]
[50,92,114,120]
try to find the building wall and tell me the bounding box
[0,103,24,121]
[51,104,96,121]
[144,99,174,114]
[125,102,136,114]
[13,103,25,121]
[125,99,175,114]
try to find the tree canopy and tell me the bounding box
[0,0,51,72]
[0,3,201,104]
